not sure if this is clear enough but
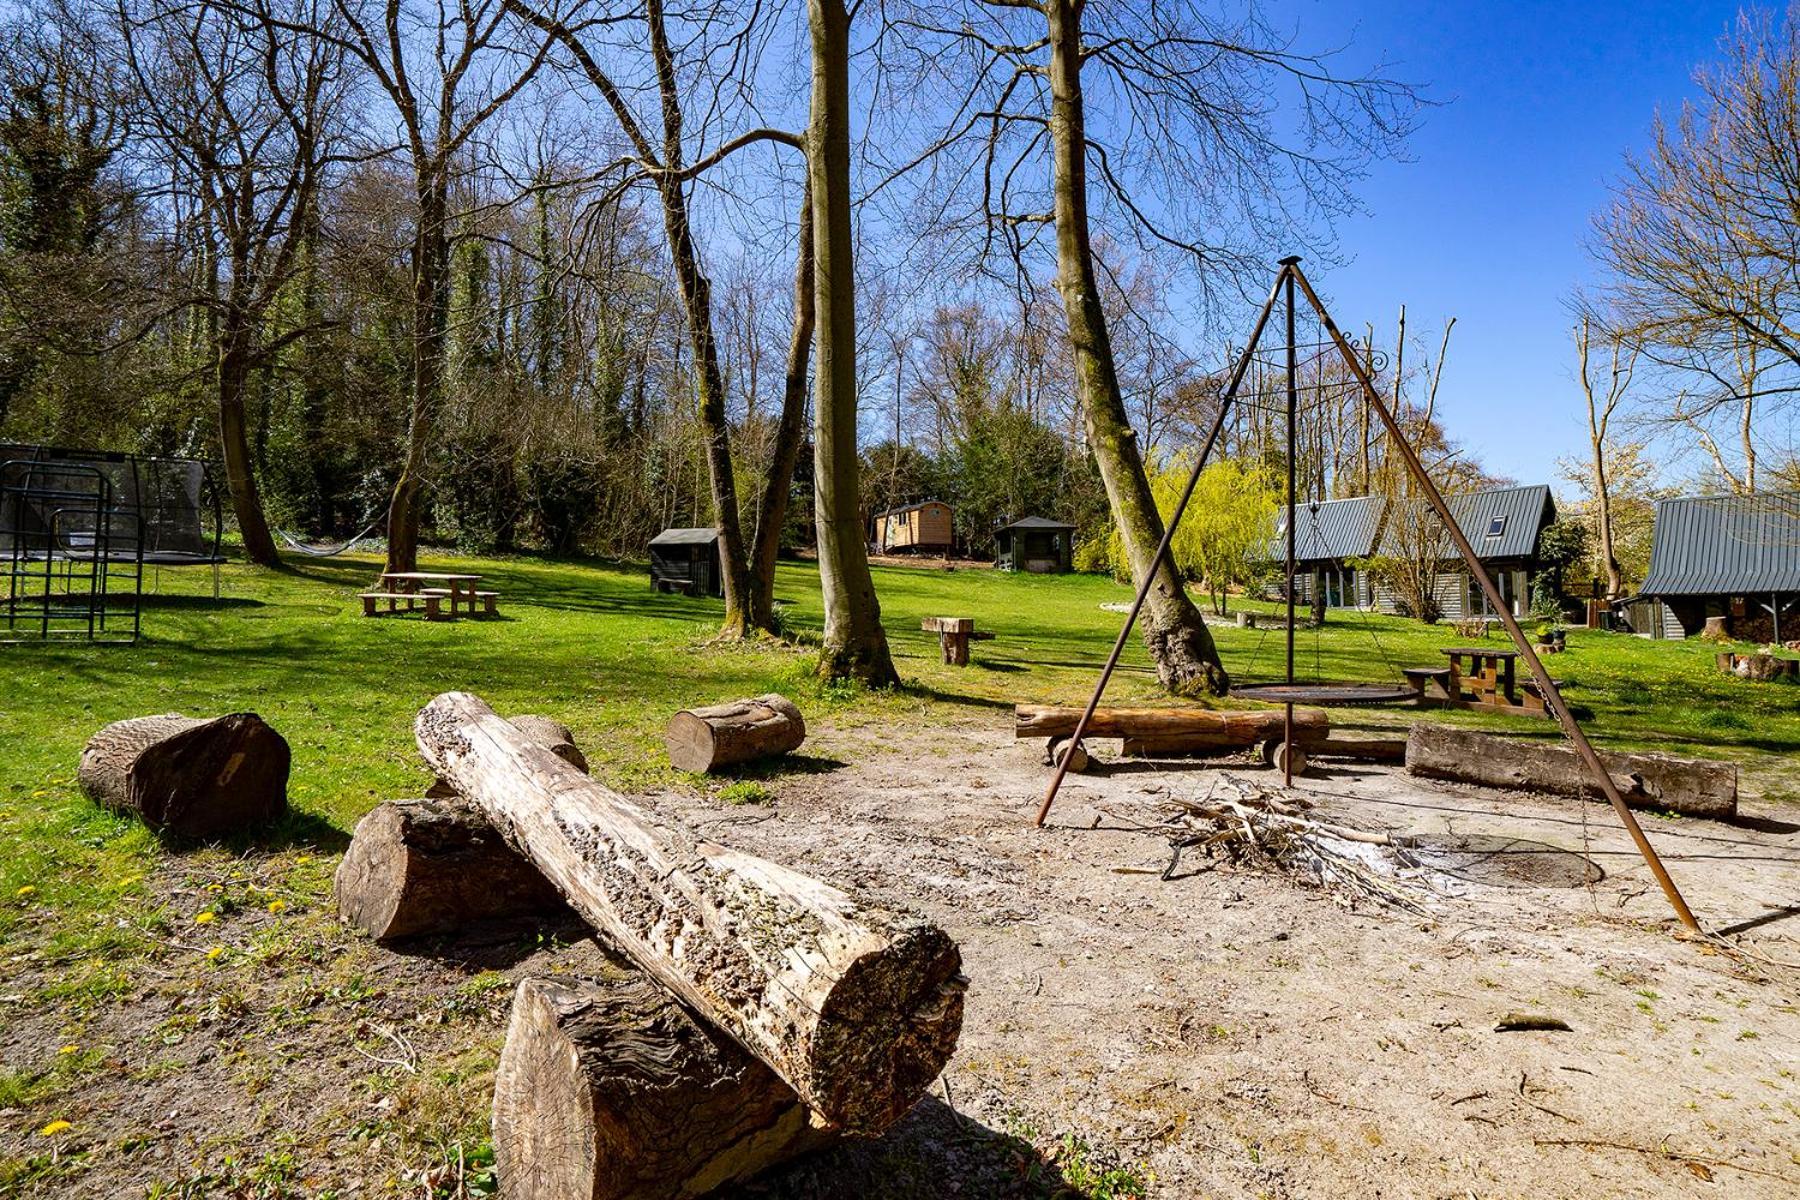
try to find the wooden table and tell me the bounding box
[1442,646,1519,706]
[379,572,487,618]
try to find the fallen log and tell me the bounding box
[78,712,289,839]
[1404,724,1737,820]
[334,799,569,941]
[664,694,806,773]
[494,971,832,1200]
[428,714,588,797]
[1017,704,1329,745]
[416,691,963,1135]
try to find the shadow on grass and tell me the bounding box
[138,594,265,611]
[750,1095,1079,1199]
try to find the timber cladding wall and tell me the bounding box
[877,502,953,550]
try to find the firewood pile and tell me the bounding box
[334,691,966,1200]
[1106,774,1441,916]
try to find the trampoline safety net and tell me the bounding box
[2,444,224,643]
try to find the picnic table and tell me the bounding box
[360,571,498,620]
[1442,646,1519,707]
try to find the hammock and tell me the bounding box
[277,513,385,558]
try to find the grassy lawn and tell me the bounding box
[1,549,1795,1193]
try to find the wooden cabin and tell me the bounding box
[874,501,954,554]
[1637,493,1800,641]
[995,516,1075,573]
[648,527,723,597]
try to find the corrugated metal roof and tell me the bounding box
[1639,494,1800,595]
[1372,484,1555,561]
[1273,495,1381,563]
[998,515,1075,531]
[649,526,719,546]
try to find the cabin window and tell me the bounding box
[1485,515,1506,538]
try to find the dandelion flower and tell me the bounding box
[267,899,287,915]
[206,946,225,961]
[15,885,34,898]
[58,1044,78,1055]
[38,1121,71,1136]
[194,911,216,925]
[294,856,312,866]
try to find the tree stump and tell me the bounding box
[415,691,963,1135]
[494,972,833,1200]
[1271,741,1308,778]
[664,694,805,774]
[78,713,289,839]
[334,799,569,941]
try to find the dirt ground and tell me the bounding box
[4,715,1798,1198]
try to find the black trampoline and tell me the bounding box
[2,444,225,643]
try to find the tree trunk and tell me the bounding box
[387,173,451,575]
[1404,724,1737,820]
[1043,0,1225,696]
[1014,704,1329,745]
[748,186,816,632]
[664,694,806,773]
[78,713,289,840]
[216,328,281,567]
[646,0,754,638]
[494,971,833,1200]
[335,798,571,941]
[415,691,962,1135]
[807,0,898,686]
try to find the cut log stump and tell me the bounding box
[1405,723,1737,820]
[664,694,805,774]
[494,971,833,1200]
[78,712,289,839]
[334,799,569,941]
[416,691,963,1135]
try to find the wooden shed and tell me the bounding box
[648,527,723,597]
[996,516,1075,573]
[874,501,954,554]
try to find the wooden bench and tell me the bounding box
[1401,666,1452,702]
[921,617,993,665]
[360,591,443,620]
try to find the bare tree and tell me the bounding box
[1574,314,1637,599]
[505,0,809,638]
[809,0,896,684]
[873,0,1417,693]
[120,0,350,566]
[263,0,564,572]
[1593,9,1800,491]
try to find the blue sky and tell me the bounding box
[1298,0,1746,488]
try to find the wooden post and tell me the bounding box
[415,692,963,1135]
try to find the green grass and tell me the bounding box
[1,548,1796,1190]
